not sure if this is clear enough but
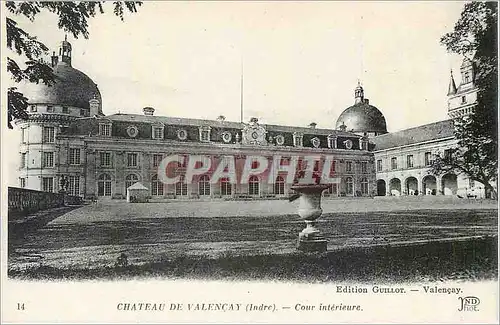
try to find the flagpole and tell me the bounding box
[240,56,244,123]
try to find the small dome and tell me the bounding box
[19,62,102,112]
[336,100,387,134]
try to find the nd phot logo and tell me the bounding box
[458,296,480,312]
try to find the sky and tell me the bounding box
[3,1,468,185]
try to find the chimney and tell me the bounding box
[363,98,369,105]
[309,122,317,129]
[143,107,155,116]
[51,51,58,67]
[89,95,100,117]
[249,117,258,124]
[217,115,226,121]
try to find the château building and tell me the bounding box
[14,38,493,200]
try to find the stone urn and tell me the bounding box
[290,184,331,252]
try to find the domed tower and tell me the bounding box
[336,82,388,137]
[15,36,102,192]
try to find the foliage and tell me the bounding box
[6,1,142,129]
[433,1,498,198]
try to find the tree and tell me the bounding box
[432,1,498,199]
[6,1,142,129]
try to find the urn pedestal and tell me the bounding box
[291,184,330,253]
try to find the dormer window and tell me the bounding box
[30,105,37,112]
[152,125,164,140]
[62,106,69,114]
[461,96,466,104]
[47,105,54,113]
[293,132,303,147]
[99,123,111,137]
[199,126,211,142]
[327,135,336,149]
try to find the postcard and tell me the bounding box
[1,1,498,324]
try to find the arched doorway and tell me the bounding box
[198,175,211,196]
[151,174,164,196]
[376,179,386,196]
[422,175,437,195]
[175,175,188,197]
[274,176,285,196]
[98,173,112,197]
[125,174,139,193]
[389,178,401,196]
[220,177,232,196]
[405,176,418,195]
[248,176,260,196]
[441,173,458,195]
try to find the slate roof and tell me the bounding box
[106,113,357,137]
[371,119,455,151]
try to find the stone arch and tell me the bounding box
[422,175,437,195]
[389,178,401,196]
[441,173,458,195]
[405,176,419,195]
[376,179,386,196]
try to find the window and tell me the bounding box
[42,177,54,192]
[21,128,26,143]
[274,176,285,195]
[127,153,138,167]
[444,149,453,163]
[153,154,163,168]
[100,152,111,167]
[313,160,320,172]
[125,174,139,190]
[220,178,232,196]
[21,153,27,168]
[30,105,37,112]
[391,157,397,170]
[406,155,414,168]
[20,178,26,188]
[99,124,111,137]
[361,161,368,173]
[69,148,80,165]
[293,133,303,147]
[200,129,210,142]
[198,175,211,196]
[152,126,164,140]
[469,178,475,188]
[464,72,470,83]
[248,176,260,196]
[346,177,353,195]
[461,96,466,104]
[80,109,85,116]
[42,152,54,168]
[377,159,382,172]
[424,152,432,166]
[43,127,55,143]
[97,174,112,196]
[361,177,368,195]
[327,135,336,149]
[46,105,53,113]
[330,160,337,173]
[67,176,80,196]
[151,175,164,196]
[62,106,69,114]
[175,175,188,196]
[346,161,352,172]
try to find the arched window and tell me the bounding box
[98,173,112,196]
[249,176,260,196]
[361,177,368,195]
[220,177,232,196]
[125,174,139,191]
[175,175,188,197]
[274,176,285,195]
[346,177,353,195]
[151,174,164,196]
[198,175,211,196]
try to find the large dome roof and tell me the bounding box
[20,61,102,112]
[336,84,387,134]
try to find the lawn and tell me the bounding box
[8,200,498,282]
